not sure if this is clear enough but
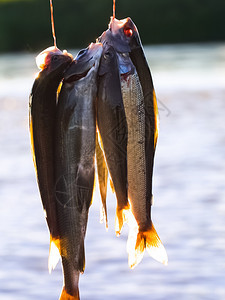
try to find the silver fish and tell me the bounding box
[100,17,168,268]
[54,43,103,300]
[29,46,73,272]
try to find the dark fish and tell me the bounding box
[96,41,130,236]
[29,46,73,271]
[101,17,168,268]
[54,43,103,300]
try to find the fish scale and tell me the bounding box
[121,71,147,226]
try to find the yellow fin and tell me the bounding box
[59,287,79,300]
[126,212,144,268]
[96,126,104,151]
[48,236,61,274]
[57,81,63,97]
[127,224,145,269]
[145,223,168,266]
[115,205,130,236]
[110,179,115,193]
[29,116,37,177]
[100,201,108,230]
[153,89,159,149]
[127,222,168,269]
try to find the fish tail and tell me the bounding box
[48,235,61,273]
[59,287,80,300]
[127,221,168,269]
[115,205,130,236]
[60,258,80,300]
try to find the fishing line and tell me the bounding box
[50,0,57,48]
[113,0,116,19]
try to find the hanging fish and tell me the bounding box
[99,17,168,268]
[29,46,73,272]
[96,41,130,236]
[54,42,103,300]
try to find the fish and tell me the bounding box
[99,17,168,268]
[96,41,130,236]
[54,42,103,300]
[29,46,73,272]
[95,135,108,229]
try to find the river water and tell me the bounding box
[0,43,225,300]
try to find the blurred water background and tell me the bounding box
[0,43,225,300]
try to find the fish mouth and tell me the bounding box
[64,64,95,83]
[109,17,129,32]
[63,43,102,83]
[62,49,73,60]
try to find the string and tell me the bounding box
[50,0,57,48]
[113,0,116,19]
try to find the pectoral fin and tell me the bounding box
[48,235,61,273]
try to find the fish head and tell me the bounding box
[109,17,141,52]
[64,43,103,83]
[99,33,134,76]
[98,44,118,76]
[36,46,73,75]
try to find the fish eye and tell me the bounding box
[124,27,133,37]
[77,48,88,58]
[51,55,59,62]
[78,49,86,55]
[103,51,112,60]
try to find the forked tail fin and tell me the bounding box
[127,221,168,269]
[59,287,80,300]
